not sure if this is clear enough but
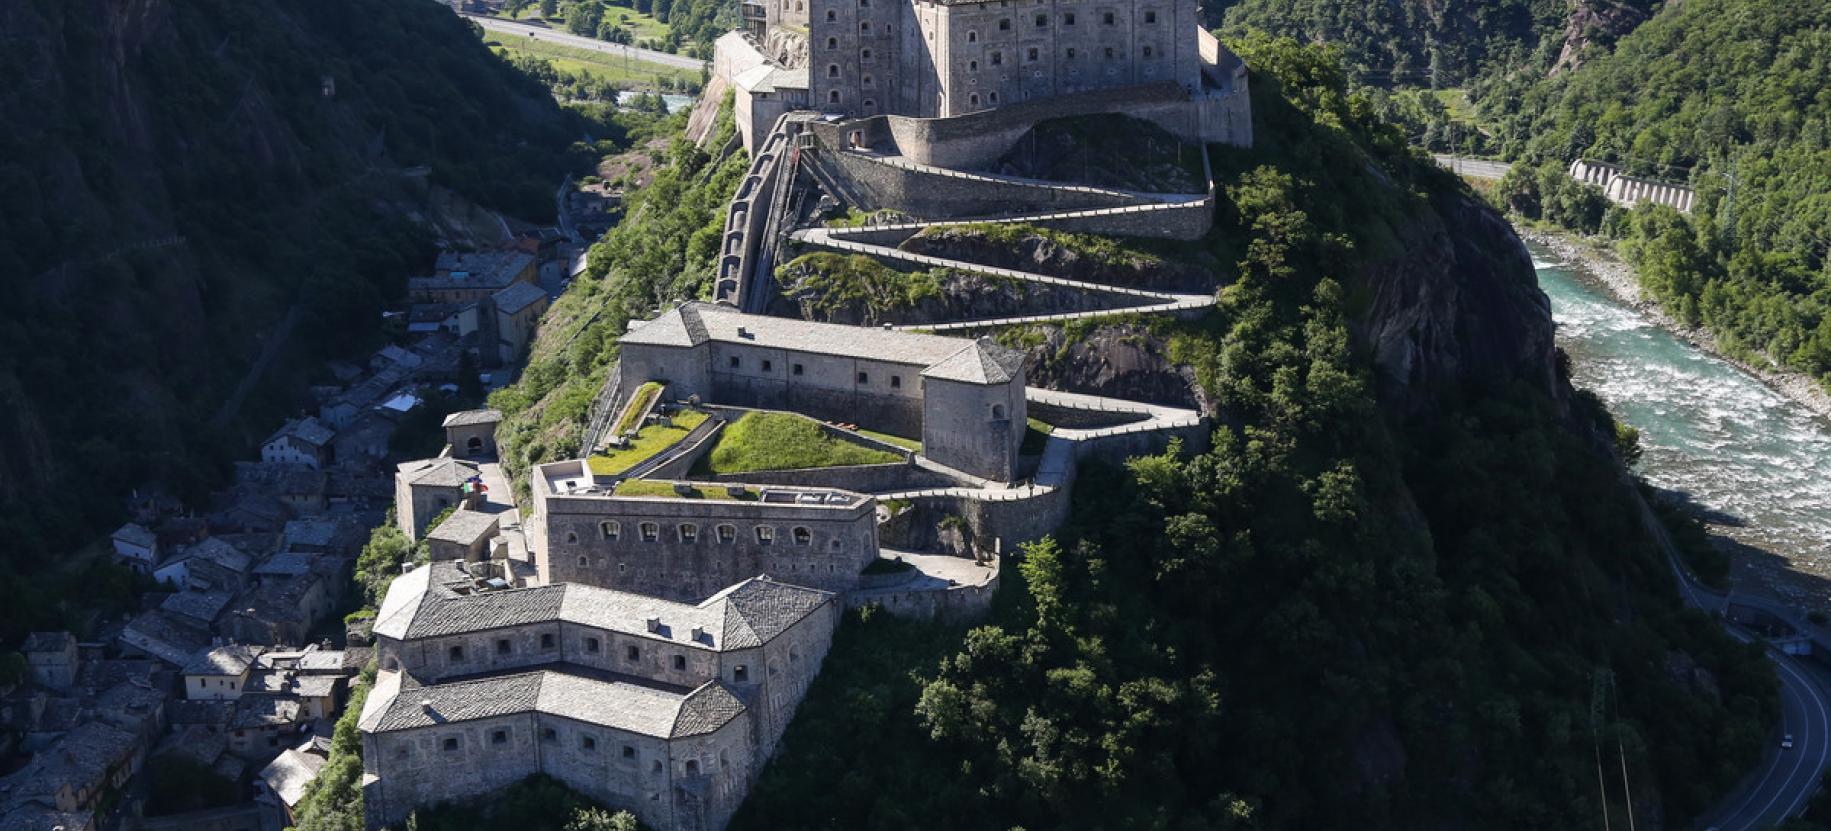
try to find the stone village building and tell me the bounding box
[359,560,838,831]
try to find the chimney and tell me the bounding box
[646,617,662,633]
[690,626,705,643]
[421,700,434,713]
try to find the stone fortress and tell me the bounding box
[364,2,1256,826]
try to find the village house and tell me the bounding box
[110,522,159,574]
[424,509,500,563]
[394,457,482,540]
[258,744,328,830]
[21,632,78,692]
[184,644,264,701]
[407,249,538,305]
[262,417,336,469]
[490,281,550,365]
[442,409,503,459]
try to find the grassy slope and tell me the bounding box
[485,31,700,87]
[698,412,901,474]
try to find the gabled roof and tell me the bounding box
[425,510,500,545]
[266,417,335,449]
[361,670,744,740]
[113,522,156,548]
[442,409,504,428]
[161,589,233,624]
[396,457,480,488]
[920,338,1028,385]
[259,748,326,808]
[372,562,832,651]
[187,537,253,573]
[491,281,549,315]
[184,643,263,677]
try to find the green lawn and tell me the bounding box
[698,412,903,474]
[615,479,759,500]
[854,427,922,452]
[485,32,699,88]
[613,382,662,436]
[587,410,710,476]
[504,4,674,43]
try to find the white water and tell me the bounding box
[1532,245,1831,604]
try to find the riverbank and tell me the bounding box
[1519,226,1831,423]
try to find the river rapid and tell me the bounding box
[1529,243,1831,608]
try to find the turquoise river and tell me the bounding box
[1530,243,1831,607]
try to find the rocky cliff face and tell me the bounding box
[0,0,577,554]
[1355,186,1561,412]
[1549,0,1654,75]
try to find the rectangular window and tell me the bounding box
[582,735,597,751]
[623,745,637,759]
[541,727,557,742]
[443,737,459,751]
[1104,47,1114,59]
[792,363,804,375]
[991,52,1003,66]
[756,526,775,545]
[496,639,511,655]
[1144,10,1156,22]
[762,359,773,371]
[1028,47,1039,61]
[1063,12,1074,25]
[1102,11,1113,24]
[492,729,508,745]
[673,654,687,671]
[679,524,698,543]
[541,633,555,649]
[448,645,464,661]
[890,375,902,388]
[1035,13,1046,26]
[856,371,869,384]
[586,637,601,653]
[627,645,641,662]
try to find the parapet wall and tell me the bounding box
[808,148,1140,217]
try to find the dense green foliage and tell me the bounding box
[776,252,947,322]
[292,664,376,831]
[408,775,644,831]
[1480,0,1831,385]
[698,412,903,473]
[492,96,746,493]
[0,0,587,641]
[144,756,242,815]
[731,35,1775,830]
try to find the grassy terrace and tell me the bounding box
[855,427,922,452]
[614,479,758,500]
[697,412,902,474]
[484,32,700,88]
[587,410,710,476]
[613,381,663,436]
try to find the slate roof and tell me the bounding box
[372,562,832,651]
[492,281,549,315]
[397,457,480,488]
[20,632,73,654]
[267,417,335,449]
[232,696,306,729]
[184,644,263,677]
[364,670,744,739]
[284,519,341,550]
[425,510,499,545]
[160,588,233,623]
[442,409,504,428]
[620,302,979,368]
[259,749,326,808]
[920,338,1028,385]
[113,522,156,548]
[120,609,210,667]
[187,537,254,573]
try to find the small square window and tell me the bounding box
[1144,10,1156,22]
[627,645,641,662]
[496,638,511,655]
[999,17,1011,29]
[1035,13,1046,26]
[762,359,773,371]
[728,355,740,368]
[541,633,555,649]
[1027,47,1039,61]
[1102,11,1113,24]
[541,728,558,742]
[492,729,508,745]
[890,375,901,388]
[1064,12,1074,24]
[448,645,464,661]
[857,371,869,384]
[586,637,601,653]
[792,363,804,375]
[443,737,459,751]
[673,654,687,670]
[582,735,597,751]
[623,745,637,759]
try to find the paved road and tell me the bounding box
[1432,154,1512,181]
[1661,531,1831,829]
[463,14,708,71]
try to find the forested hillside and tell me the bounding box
[717,35,1775,830]
[0,0,586,638]
[1484,0,1831,385]
[1214,0,1654,86]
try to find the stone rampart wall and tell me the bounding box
[815,148,1141,217]
[697,461,958,492]
[846,576,997,621]
[1027,400,1153,429]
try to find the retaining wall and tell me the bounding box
[696,461,959,493]
[847,577,997,622]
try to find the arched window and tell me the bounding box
[678,523,698,543]
[969,93,980,106]
[686,760,701,776]
[862,73,874,87]
[861,48,873,59]
[640,522,659,542]
[795,0,802,9]
[792,527,812,546]
[756,526,776,544]
[989,91,1000,103]
[828,64,840,78]
[860,21,870,32]
[717,524,737,544]
[967,30,978,43]
[829,90,841,103]
[863,98,876,108]
[827,37,838,49]
[600,521,620,540]
[577,555,588,567]
[991,403,1007,420]
[565,530,579,545]
[466,436,483,452]
[825,9,835,20]
[968,60,978,72]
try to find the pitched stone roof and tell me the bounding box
[620,302,977,368]
[186,537,253,573]
[425,510,500,545]
[259,748,326,808]
[442,408,505,428]
[232,695,306,729]
[267,417,335,449]
[120,609,211,667]
[492,281,549,315]
[161,588,233,623]
[921,338,1027,385]
[364,670,744,739]
[184,644,263,677]
[113,522,156,548]
[397,457,481,488]
[372,562,831,652]
[20,631,73,654]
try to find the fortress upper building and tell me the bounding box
[717,0,1249,153]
